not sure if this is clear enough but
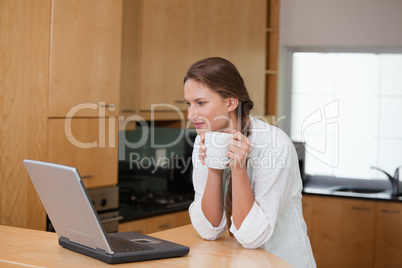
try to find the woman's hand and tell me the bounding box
[198,134,207,165]
[227,130,251,171]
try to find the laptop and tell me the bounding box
[23,159,190,264]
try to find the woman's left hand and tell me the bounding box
[227,130,251,171]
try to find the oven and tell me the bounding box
[87,186,121,233]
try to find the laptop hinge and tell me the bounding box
[60,236,70,243]
[96,247,112,255]
[59,236,112,255]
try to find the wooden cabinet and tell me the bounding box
[192,0,266,117]
[119,0,141,119]
[265,0,279,117]
[311,196,376,268]
[48,118,118,188]
[118,211,191,234]
[47,0,122,188]
[49,0,122,118]
[0,0,51,230]
[120,0,266,120]
[303,195,402,267]
[119,218,147,234]
[139,0,193,113]
[120,0,191,121]
[374,201,402,267]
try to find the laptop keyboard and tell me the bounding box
[108,236,152,253]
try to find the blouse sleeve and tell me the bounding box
[229,142,297,249]
[188,135,227,240]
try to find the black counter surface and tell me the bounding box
[119,200,192,223]
[119,176,402,223]
[303,176,402,202]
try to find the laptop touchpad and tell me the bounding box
[130,238,162,245]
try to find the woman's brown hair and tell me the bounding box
[184,57,254,234]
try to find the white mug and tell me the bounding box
[204,131,232,169]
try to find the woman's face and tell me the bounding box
[184,79,235,135]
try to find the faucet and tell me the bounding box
[371,166,401,196]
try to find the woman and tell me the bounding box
[184,57,316,268]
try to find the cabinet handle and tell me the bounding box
[174,100,186,104]
[381,209,400,214]
[99,104,116,108]
[352,206,371,211]
[158,223,172,229]
[81,175,94,179]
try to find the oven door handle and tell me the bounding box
[100,216,123,224]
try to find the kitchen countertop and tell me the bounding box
[303,176,402,202]
[0,224,292,267]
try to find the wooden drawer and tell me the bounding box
[146,214,175,234]
[119,218,147,234]
[48,118,118,189]
[118,211,191,234]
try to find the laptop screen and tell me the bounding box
[23,160,114,254]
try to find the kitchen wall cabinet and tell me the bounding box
[48,118,118,189]
[265,0,280,117]
[0,0,122,230]
[118,211,191,234]
[374,201,402,267]
[138,0,193,114]
[311,196,376,268]
[0,0,50,230]
[119,0,141,121]
[49,0,122,118]
[120,0,266,120]
[47,0,122,188]
[192,0,266,117]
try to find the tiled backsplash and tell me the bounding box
[119,125,196,170]
[118,124,196,194]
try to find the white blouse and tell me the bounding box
[188,115,316,268]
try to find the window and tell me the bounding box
[289,51,402,180]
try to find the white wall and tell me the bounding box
[280,0,402,47]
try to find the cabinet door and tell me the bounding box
[139,0,192,112]
[374,201,402,267]
[119,0,141,118]
[312,196,376,268]
[48,118,118,188]
[0,0,50,231]
[49,0,122,117]
[146,214,175,234]
[119,218,147,234]
[118,211,191,234]
[174,210,191,227]
[192,0,266,116]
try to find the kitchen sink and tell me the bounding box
[330,186,387,194]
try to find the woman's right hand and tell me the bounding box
[199,134,207,165]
